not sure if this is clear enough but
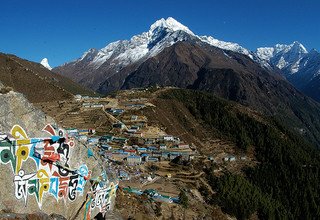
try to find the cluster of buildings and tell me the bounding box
[74,94,109,109]
[66,127,195,166]
[223,155,247,162]
[66,128,96,139]
[74,94,101,101]
[65,125,196,165]
[99,135,196,166]
[67,95,197,183]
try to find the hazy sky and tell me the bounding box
[1,0,319,67]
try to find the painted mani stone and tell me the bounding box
[0,124,89,208]
[0,124,118,219]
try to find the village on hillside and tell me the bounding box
[35,88,254,206]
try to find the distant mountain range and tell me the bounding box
[256,42,320,101]
[53,17,320,102]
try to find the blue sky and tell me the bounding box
[1,0,319,67]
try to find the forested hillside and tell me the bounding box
[161,89,320,219]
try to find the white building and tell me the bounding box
[163,135,174,141]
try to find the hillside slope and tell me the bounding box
[143,88,320,219]
[303,74,320,102]
[0,53,96,103]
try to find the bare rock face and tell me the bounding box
[0,89,55,137]
[0,84,118,219]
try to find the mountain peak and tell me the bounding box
[40,58,52,70]
[149,17,194,35]
[292,40,301,45]
[256,41,309,69]
[290,41,308,53]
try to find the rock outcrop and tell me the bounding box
[0,83,118,219]
[0,83,55,137]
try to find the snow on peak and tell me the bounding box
[199,35,253,58]
[255,41,309,72]
[77,17,198,69]
[71,17,258,70]
[273,41,308,55]
[257,42,307,59]
[79,48,99,63]
[149,17,194,36]
[290,41,308,55]
[256,47,275,61]
[149,17,252,57]
[40,58,52,70]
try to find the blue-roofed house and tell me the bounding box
[148,146,158,152]
[99,135,113,144]
[113,137,128,144]
[147,157,159,162]
[109,108,125,116]
[137,147,147,153]
[141,153,149,162]
[113,123,125,129]
[88,137,100,144]
[79,129,89,135]
[66,128,79,137]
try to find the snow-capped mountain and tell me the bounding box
[55,17,259,93]
[40,58,52,70]
[199,35,253,59]
[77,17,197,70]
[255,42,320,101]
[288,49,320,78]
[62,17,254,71]
[288,49,320,90]
[256,41,308,73]
[255,42,319,80]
